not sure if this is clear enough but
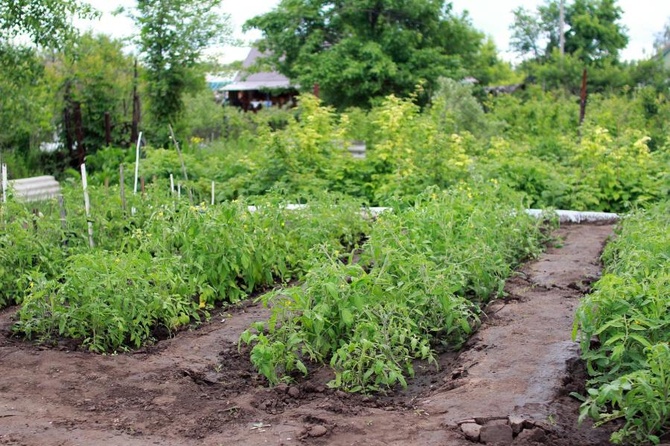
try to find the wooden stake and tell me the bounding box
[104,111,111,146]
[120,164,126,212]
[133,131,142,195]
[1,163,7,203]
[58,194,68,246]
[81,163,95,248]
[132,131,142,216]
[211,181,215,205]
[579,69,588,127]
[168,124,193,204]
[170,174,175,196]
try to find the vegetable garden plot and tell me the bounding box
[0,219,617,446]
[4,186,371,352]
[242,184,550,392]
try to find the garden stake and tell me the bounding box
[120,164,126,212]
[133,131,142,196]
[1,163,7,203]
[57,194,68,246]
[80,163,95,248]
[168,124,193,204]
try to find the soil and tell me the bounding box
[0,223,619,446]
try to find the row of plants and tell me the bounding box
[241,184,550,392]
[574,201,670,445]
[4,185,370,352]
[77,84,669,214]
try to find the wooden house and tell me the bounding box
[222,47,298,112]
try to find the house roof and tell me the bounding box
[223,47,296,91]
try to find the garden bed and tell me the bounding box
[0,223,617,445]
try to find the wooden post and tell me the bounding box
[579,69,588,127]
[104,177,110,194]
[133,131,142,195]
[1,163,7,203]
[73,101,86,167]
[559,0,565,56]
[168,124,193,204]
[120,164,126,212]
[211,181,215,205]
[178,183,181,199]
[32,208,39,232]
[132,131,142,216]
[170,174,175,196]
[58,194,68,246]
[104,111,111,146]
[81,163,95,248]
[131,59,141,145]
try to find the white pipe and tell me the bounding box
[525,209,619,223]
[244,204,619,223]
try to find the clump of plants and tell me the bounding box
[241,183,547,391]
[574,201,670,444]
[15,250,199,352]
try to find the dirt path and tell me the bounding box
[0,223,617,446]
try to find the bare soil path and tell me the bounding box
[0,223,617,446]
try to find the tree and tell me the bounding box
[132,0,233,145]
[510,0,628,64]
[0,46,52,153]
[564,0,628,62]
[509,6,548,59]
[0,0,96,48]
[654,18,670,53]
[0,0,96,162]
[46,33,136,166]
[245,0,484,109]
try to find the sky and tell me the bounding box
[82,0,670,64]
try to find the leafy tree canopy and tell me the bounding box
[510,0,628,64]
[132,0,233,144]
[0,0,96,48]
[245,0,484,108]
[48,33,136,154]
[655,17,670,54]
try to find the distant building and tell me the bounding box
[222,47,299,112]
